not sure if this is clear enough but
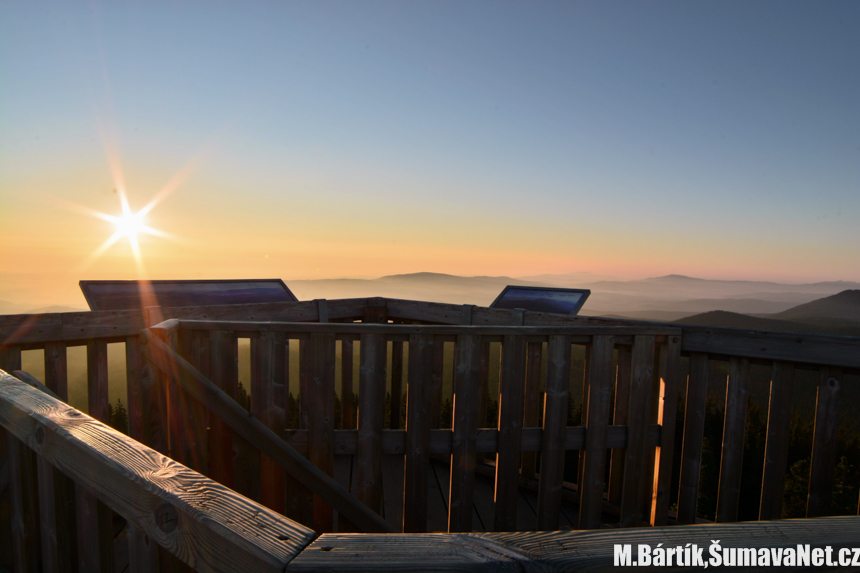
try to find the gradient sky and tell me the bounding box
[1,1,858,306]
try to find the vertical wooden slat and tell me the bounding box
[520,341,542,481]
[619,335,655,528]
[302,332,336,532]
[81,339,114,572]
[759,360,795,520]
[608,344,632,506]
[715,357,751,523]
[577,343,591,493]
[390,340,404,430]
[43,341,68,402]
[185,330,211,474]
[536,335,571,531]
[9,434,41,572]
[403,334,434,533]
[253,331,287,515]
[234,334,260,502]
[342,339,355,430]
[477,340,491,430]
[208,330,236,488]
[127,524,158,573]
[0,343,22,371]
[676,352,709,524]
[429,339,445,429]
[650,335,683,526]
[448,334,481,532]
[170,331,194,469]
[356,333,386,514]
[579,335,615,529]
[807,366,842,518]
[43,340,75,571]
[36,454,59,573]
[492,335,527,531]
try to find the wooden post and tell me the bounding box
[608,344,632,506]
[579,335,615,529]
[759,361,795,520]
[43,341,68,404]
[520,341,542,481]
[403,334,434,533]
[390,340,404,430]
[208,330,237,488]
[619,335,655,528]
[536,335,571,531]
[302,332,336,532]
[650,335,682,526]
[448,334,481,532]
[253,331,287,515]
[8,433,41,572]
[429,339,445,429]
[715,357,751,523]
[186,330,211,474]
[676,352,709,525]
[356,333,386,514]
[341,339,355,430]
[807,367,842,518]
[493,334,527,532]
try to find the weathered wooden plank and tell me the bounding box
[8,432,41,572]
[0,371,315,572]
[619,335,655,528]
[429,338,445,429]
[649,335,683,526]
[715,357,751,523]
[208,330,237,488]
[302,333,337,532]
[759,360,795,521]
[579,335,615,529]
[390,339,404,430]
[807,366,842,518]
[403,334,434,533]
[43,341,68,401]
[536,335,570,531]
[341,339,355,430]
[287,515,860,572]
[520,342,542,482]
[253,331,288,515]
[477,340,491,432]
[36,453,61,573]
[174,319,681,338]
[127,523,159,573]
[185,330,211,474]
[493,335,527,532]
[448,334,481,533]
[676,352,709,524]
[608,343,631,506]
[356,333,386,515]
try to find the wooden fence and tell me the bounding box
[1,296,860,571]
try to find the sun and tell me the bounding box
[114,210,145,241]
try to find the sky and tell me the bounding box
[1,1,858,307]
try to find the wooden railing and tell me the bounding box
[2,296,860,571]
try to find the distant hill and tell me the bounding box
[773,289,860,321]
[675,291,860,337]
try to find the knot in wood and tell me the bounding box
[35,427,45,446]
[828,377,839,389]
[155,503,178,533]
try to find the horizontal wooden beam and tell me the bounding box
[287,516,860,571]
[283,424,662,455]
[0,370,315,573]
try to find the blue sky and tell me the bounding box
[1,1,858,305]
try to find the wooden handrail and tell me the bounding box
[0,369,316,572]
[139,328,395,534]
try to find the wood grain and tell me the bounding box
[536,335,570,531]
[403,334,434,532]
[807,366,842,518]
[676,352,709,524]
[607,343,631,506]
[448,334,481,533]
[759,360,795,520]
[619,335,655,528]
[715,357,751,523]
[356,333,386,515]
[520,342,542,482]
[578,335,614,529]
[493,335,526,532]
[0,371,316,572]
[649,335,682,526]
